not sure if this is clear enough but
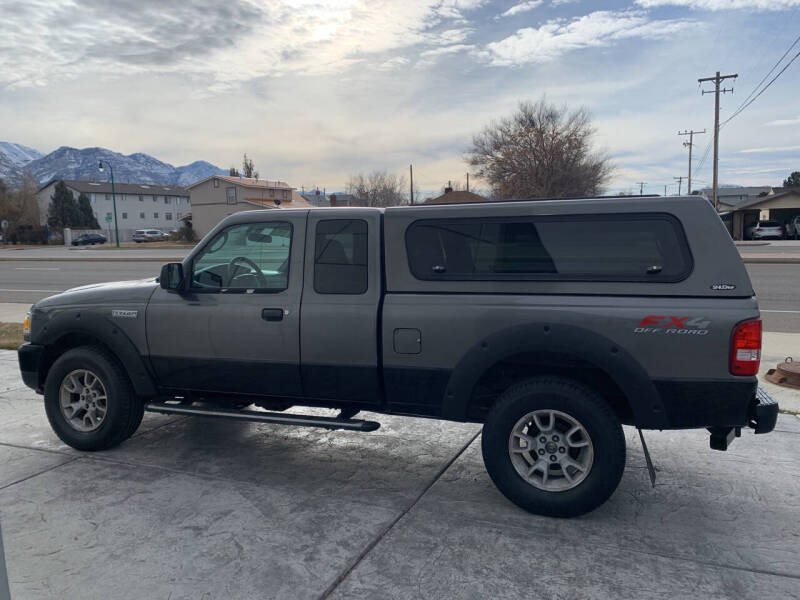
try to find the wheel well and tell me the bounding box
[467,352,635,425]
[39,333,115,387]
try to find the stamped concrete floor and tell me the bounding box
[0,349,798,600]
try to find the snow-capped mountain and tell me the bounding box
[0,142,44,185]
[0,142,226,188]
[0,142,42,167]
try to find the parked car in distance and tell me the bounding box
[18,197,778,518]
[745,220,784,240]
[791,216,800,240]
[132,229,170,243]
[71,233,107,246]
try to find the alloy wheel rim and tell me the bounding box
[58,369,108,432]
[508,409,594,492]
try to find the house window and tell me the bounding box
[154,212,159,219]
[226,187,236,204]
[164,197,171,204]
[122,212,128,219]
[213,179,219,188]
[139,212,145,219]
[106,212,112,220]
[269,188,275,198]
[152,196,157,202]
[282,190,289,200]
[105,194,110,200]
[166,213,173,220]
[138,195,143,202]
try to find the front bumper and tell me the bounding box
[710,385,778,450]
[17,343,44,392]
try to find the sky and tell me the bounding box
[1,0,799,197]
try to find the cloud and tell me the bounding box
[0,0,486,90]
[635,0,800,10]
[478,10,701,67]
[739,145,800,153]
[551,0,579,5]
[496,1,543,19]
[765,115,800,126]
[417,44,475,67]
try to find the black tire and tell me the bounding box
[44,346,143,451]
[481,376,625,518]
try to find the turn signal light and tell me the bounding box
[22,312,31,341]
[730,318,761,376]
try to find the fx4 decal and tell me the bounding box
[634,315,710,335]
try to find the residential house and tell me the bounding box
[187,175,309,237]
[719,187,800,239]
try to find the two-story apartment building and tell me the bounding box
[187,175,309,236]
[35,180,190,241]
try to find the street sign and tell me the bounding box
[105,214,112,223]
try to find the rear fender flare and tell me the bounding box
[441,322,667,428]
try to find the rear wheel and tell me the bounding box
[44,346,143,451]
[481,376,625,518]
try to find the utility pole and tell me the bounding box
[636,182,646,196]
[673,176,685,195]
[678,129,705,194]
[698,71,737,210]
[466,172,470,192]
[409,164,414,205]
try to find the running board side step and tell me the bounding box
[144,402,381,432]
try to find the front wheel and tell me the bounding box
[44,346,144,451]
[481,376,625,518]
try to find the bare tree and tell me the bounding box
[466,98,613,200]
[346,170,408,207]
[242,153,259,179]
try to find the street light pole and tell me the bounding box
[98,161,120,247]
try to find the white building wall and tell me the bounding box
[35,182,191,242]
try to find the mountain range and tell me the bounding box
[0,142,226,189]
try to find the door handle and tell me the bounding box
[261,308,284,322]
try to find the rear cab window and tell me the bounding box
[405,213,693,282]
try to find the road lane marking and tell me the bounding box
[761,310,800,314]
[13,267,60,270]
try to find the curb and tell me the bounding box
[741,256,800,264]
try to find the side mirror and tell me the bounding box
[159,263,184,291]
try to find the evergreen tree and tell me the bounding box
[47,181,80,230]
[77,193,99,228]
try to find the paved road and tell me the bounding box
[0,259,798,330]
[0,261,165,304]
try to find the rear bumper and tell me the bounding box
[17,343,44,392]
[709,385,778,450]
[749,385,778,434]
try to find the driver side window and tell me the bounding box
[191,221,292,292]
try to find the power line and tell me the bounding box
[722,48,800,126]
[729,33,800,120]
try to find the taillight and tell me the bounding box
[730,319,762,376]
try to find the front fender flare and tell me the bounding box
[441,322,667,429]
[37,311,158,398]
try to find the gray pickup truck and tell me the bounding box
[18,196,778,517]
